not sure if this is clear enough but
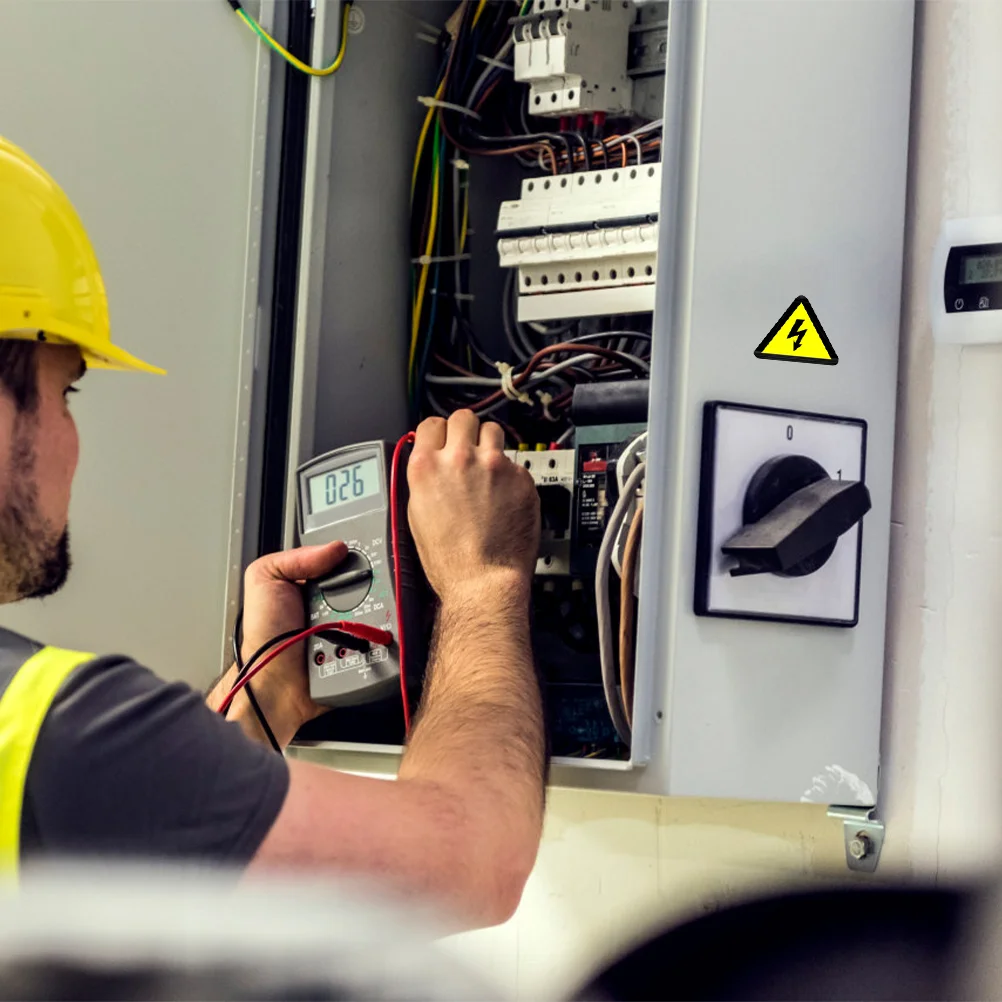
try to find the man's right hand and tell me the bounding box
[406,410,541,604]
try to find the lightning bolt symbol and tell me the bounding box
[787,317,806,351]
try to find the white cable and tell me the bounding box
[613,432,648,575]
[476,52,512,71]
[469,37,514,102]
[616,432,648,494]
[427,352,600,388]
[596,462,646,746]
[425,351,650,389]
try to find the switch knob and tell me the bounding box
[721,455,871,577]
[318,549,373,612]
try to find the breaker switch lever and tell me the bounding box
[721,454,871,577]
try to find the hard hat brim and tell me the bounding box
[0,326,165,375]
[77,338,166,376]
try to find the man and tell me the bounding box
[0,138,545,927]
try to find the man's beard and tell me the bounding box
[0,423,71,601]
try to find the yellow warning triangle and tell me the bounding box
[754,296,838,365]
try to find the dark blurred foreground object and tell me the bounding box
[578,885,991,1001]
[2,867,1000,1001]
[0,862,499,1001]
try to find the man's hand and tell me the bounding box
[407,410,540,604]
[208,541,347,747]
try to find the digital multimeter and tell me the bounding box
[297,441,420,707]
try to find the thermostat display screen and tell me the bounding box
[961,253,1002,285]
[943,240,1002,314]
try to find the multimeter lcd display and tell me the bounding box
[961,253,1002,285]
[308,456,381,514]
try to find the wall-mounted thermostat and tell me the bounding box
[931,216,1002,344]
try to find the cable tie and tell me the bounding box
[417,95,482,120]
[451,157,470,170]
[495,362,532,405]
[537,390,557,422]
[428,289,475,301]
[411,253,472,265]
[476,53,513,71]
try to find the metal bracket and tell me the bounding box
[827,805,885,873]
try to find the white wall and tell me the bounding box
[0,1,267,686]
[882,0,1002,877]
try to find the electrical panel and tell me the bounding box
[280,0,913,807]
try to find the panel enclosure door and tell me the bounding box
[633,0,913,803]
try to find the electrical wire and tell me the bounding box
[217,621,393,717]
[391,432,417,736]
[426,351,643,388]
[243,681,280,751]
[409,0,663,431]
[468,343,650,412]
[410,117,443,391]
[613,433,648,572]
[228,0,351,78]
[229,609,282,753]
[618,503,644,730]
[414,129,448,417]
[565,331,652,347]
[595,462,646,745]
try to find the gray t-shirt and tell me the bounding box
[20,656,289,866]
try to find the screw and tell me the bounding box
[848,832,872,861]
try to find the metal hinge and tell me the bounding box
[827,805,885,873]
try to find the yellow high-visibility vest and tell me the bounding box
[0,630,93,877]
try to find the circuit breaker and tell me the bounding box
[497,164,661,321]
[513,0,635,117]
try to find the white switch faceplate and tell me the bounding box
[694,402,868,626]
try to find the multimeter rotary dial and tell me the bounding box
[317,548,373,612]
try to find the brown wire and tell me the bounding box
[470,343,648,412]
[619,502,644,729]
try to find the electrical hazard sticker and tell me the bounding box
[754,296,838,366]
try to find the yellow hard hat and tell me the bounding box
[0,138,163,374]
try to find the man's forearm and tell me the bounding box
[398,574,546,903]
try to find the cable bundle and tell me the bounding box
[408,0,662,440]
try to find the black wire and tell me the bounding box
[566,131,590,171]
[237,626,308,684]
[244,684,281,752]
[230,607,281,753]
